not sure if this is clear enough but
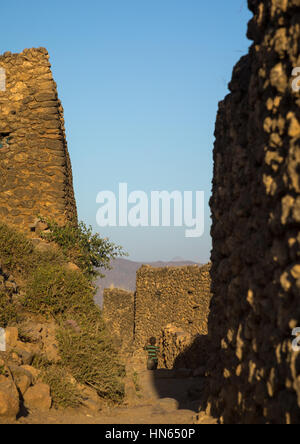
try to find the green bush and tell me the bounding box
[25,264,125,402]
[57,320,125,403]
[41,365,83,408]
[0,221,125,404]
[32,356,83,408]
[0,222,64,279]
[0,223,34,274]
[40,218,127,278]
[0,291,17,327]
[24,265,95,317]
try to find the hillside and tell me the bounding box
[0,221,126,420]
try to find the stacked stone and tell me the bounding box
[160,325,210,371]
[103,288,135,350]
[0,327,52,422]
[0,48,77,231]
[134,264,212,348]
[208,0,300,424]
[159,324,194,369]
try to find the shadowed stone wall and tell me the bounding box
[103,288,135,350]
[0,48,77,230]
[135,264,211,348]
[159,324,209,370]
[206,0,300,424]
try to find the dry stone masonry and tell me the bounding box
[134,264,211,348]
[159,324,207,370]
[103,288,135,350]
[103,264,212,369]
[207,0,300,424]
[0,48,77,231]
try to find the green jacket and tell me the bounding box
[144,345,159,361]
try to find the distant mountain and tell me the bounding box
[95,258,201,306]
[171,256,186,262]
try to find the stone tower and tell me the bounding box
[0,48,77,231]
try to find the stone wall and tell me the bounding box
[103,288,135,351]
[0,48,77,231]
[159,324,209,370]
[207,0,300,424]
[134,264,211,348]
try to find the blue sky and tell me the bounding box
[1,0,252,263]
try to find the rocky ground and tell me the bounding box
[1,342,216,425]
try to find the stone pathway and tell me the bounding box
[15,353,217,425]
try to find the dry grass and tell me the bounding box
[0,222,125,406]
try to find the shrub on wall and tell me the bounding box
[39,218,127,278]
